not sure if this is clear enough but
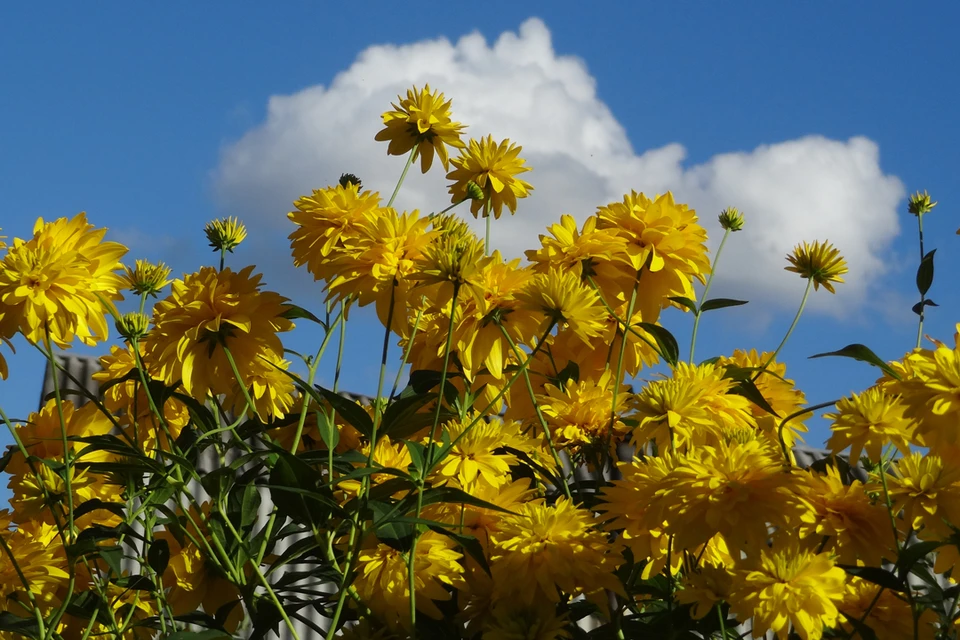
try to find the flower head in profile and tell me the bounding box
[122,259,172,297]
[204,216,247,253]
[825,387,916,465]
[375,84,466,173]
[0,212,126,349]
[908,190,937,216]
[785,240,848,293]
[447,136,533,219]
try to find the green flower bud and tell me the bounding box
[115,312,150,341]
[718,207,745,232]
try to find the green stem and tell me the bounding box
[389,303,425,400]
[484,207,491,257]
[690,228,731,363]
[431,197,469,219]
[410,284,461,635]
[776,400,839,467]
[752,277,813,382]
[915,213,926,349]
[585,275,667,363]
[717,603,728,639]
[387,148,418,209]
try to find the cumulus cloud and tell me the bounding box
[214,17,904,315]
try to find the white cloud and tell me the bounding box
[214,17,904,316]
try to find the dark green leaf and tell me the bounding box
[405,440,426,477]
[73,499,127,521]
[0,612,41,638]
[163,631,232,640]
[668,296,698,314]
[912,299,939,315]
[241,483,262,528]
[841,613,879,640]
[368,501,414,551]
[731,378,780,417]
[200,467,235,502]
[409,369,443,394]
[916,248,936,296]
[268,450,343,524]
[554,360,580,387]
[895,539,942,580]
[838,565,904,592]
[419,486,515,514]
[281,304,325,326]
[700,298,749,312]
[636,323,680,367]
[317,387,373,439]
[98,544,125,577]
[428,525,491,575]
[380,393,436,440]
[314,409,339,451]
[809,343,901,381]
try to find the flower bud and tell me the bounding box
[465,181,485,202]
[339,173,362,189]
[908,190,937,216]
[718,207,745,232]
[204,217,247,253]
[115,312,150,341]
[123,259,172,297]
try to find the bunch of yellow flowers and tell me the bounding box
[0,84,956,640]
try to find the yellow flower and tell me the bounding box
[204,216,247,253]
[717,350,808,453]
[288,182,381,280]
[447,136,533,219]
[596,191,710,323]
[225,350,296,422]
[429,416,517,491]
[0,212,126,348]
[339,436,413,499]
[413,230,487,303]
[352,531,463,630]
[628,362,754,451]
[0,517,69,616]
[537,369,628,454]
[908,190,937,216]
[784,240,848,294]
[326,208,437,334]
[490,498,622,606]
[515,268,606,345]
[676,563,735,619]
[798,466,893,566]
[729,542,846,640]
[8,463,122,530]
[825,387,916,465]
[122,259,172,296]
[838,577,938,640]
[142,265,293,402]
[884,452,960,538]
[375,84,466,173]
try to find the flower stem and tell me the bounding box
[752,277,813,382]
[387,148,418,209]
[690,228,731,363]
[915,213,926,349]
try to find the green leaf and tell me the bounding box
[419,486,515,514]
[731,378,780,417]
[895,539,942,580]
[554,360,580,388]
[241,483,262,529]
[838,565,904,592]
[809,343,901,381]
[368,501,415,552]
[281,304,325,326]
[97,545,125,577]
[317,387,373,439]
[916,248,936,296]
[912,299,939,315]
[380,393,436,440]
[840,614,878,640]
[668,296,698,314]
[405,440,426,477]
[314,409,339,451]
[200,467,235,502]
[409,369,444,394]
[73,499,127,521]
[268,450,343,524]
[700,298,749,312]
[428,525,491,575]
[0,612,41,638]
[636,323,680,367]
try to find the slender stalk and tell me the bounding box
[389,303,424,400]
[915,213,926,349]
[409,284,461,635]
[752,277,813,382]
[43,330,75,537]
[776,400,839,467]
[430,197,469,220]
[484,213,491,256]
[716,604,728,639]
[690,228,731,363]
[387,148,418,209]
[586,275,667,363]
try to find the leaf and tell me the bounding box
[668,296,698,314]
[316,387,373,439]
[409,369,444,394]
[916,248,936,296]
[405,440,427,477]
[97,545,125,577]
[895,539,943,580]
[554,360,580,388]
[636,323,679,367]
[912,299,939,315]
[281,304,325,326]
[731,378,779,417]
[428,525,491,575]
[700,298,749,312]
[268,450,343,524]
[240,483,262,529]
[380,393,436,440]
[73,499,127,521]
[419,486,515,514]
[840,614,878,640]
[838,565,905,592]
[0,612,41,638]
[809,343,901,381]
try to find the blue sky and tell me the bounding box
[1,2,958,454]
